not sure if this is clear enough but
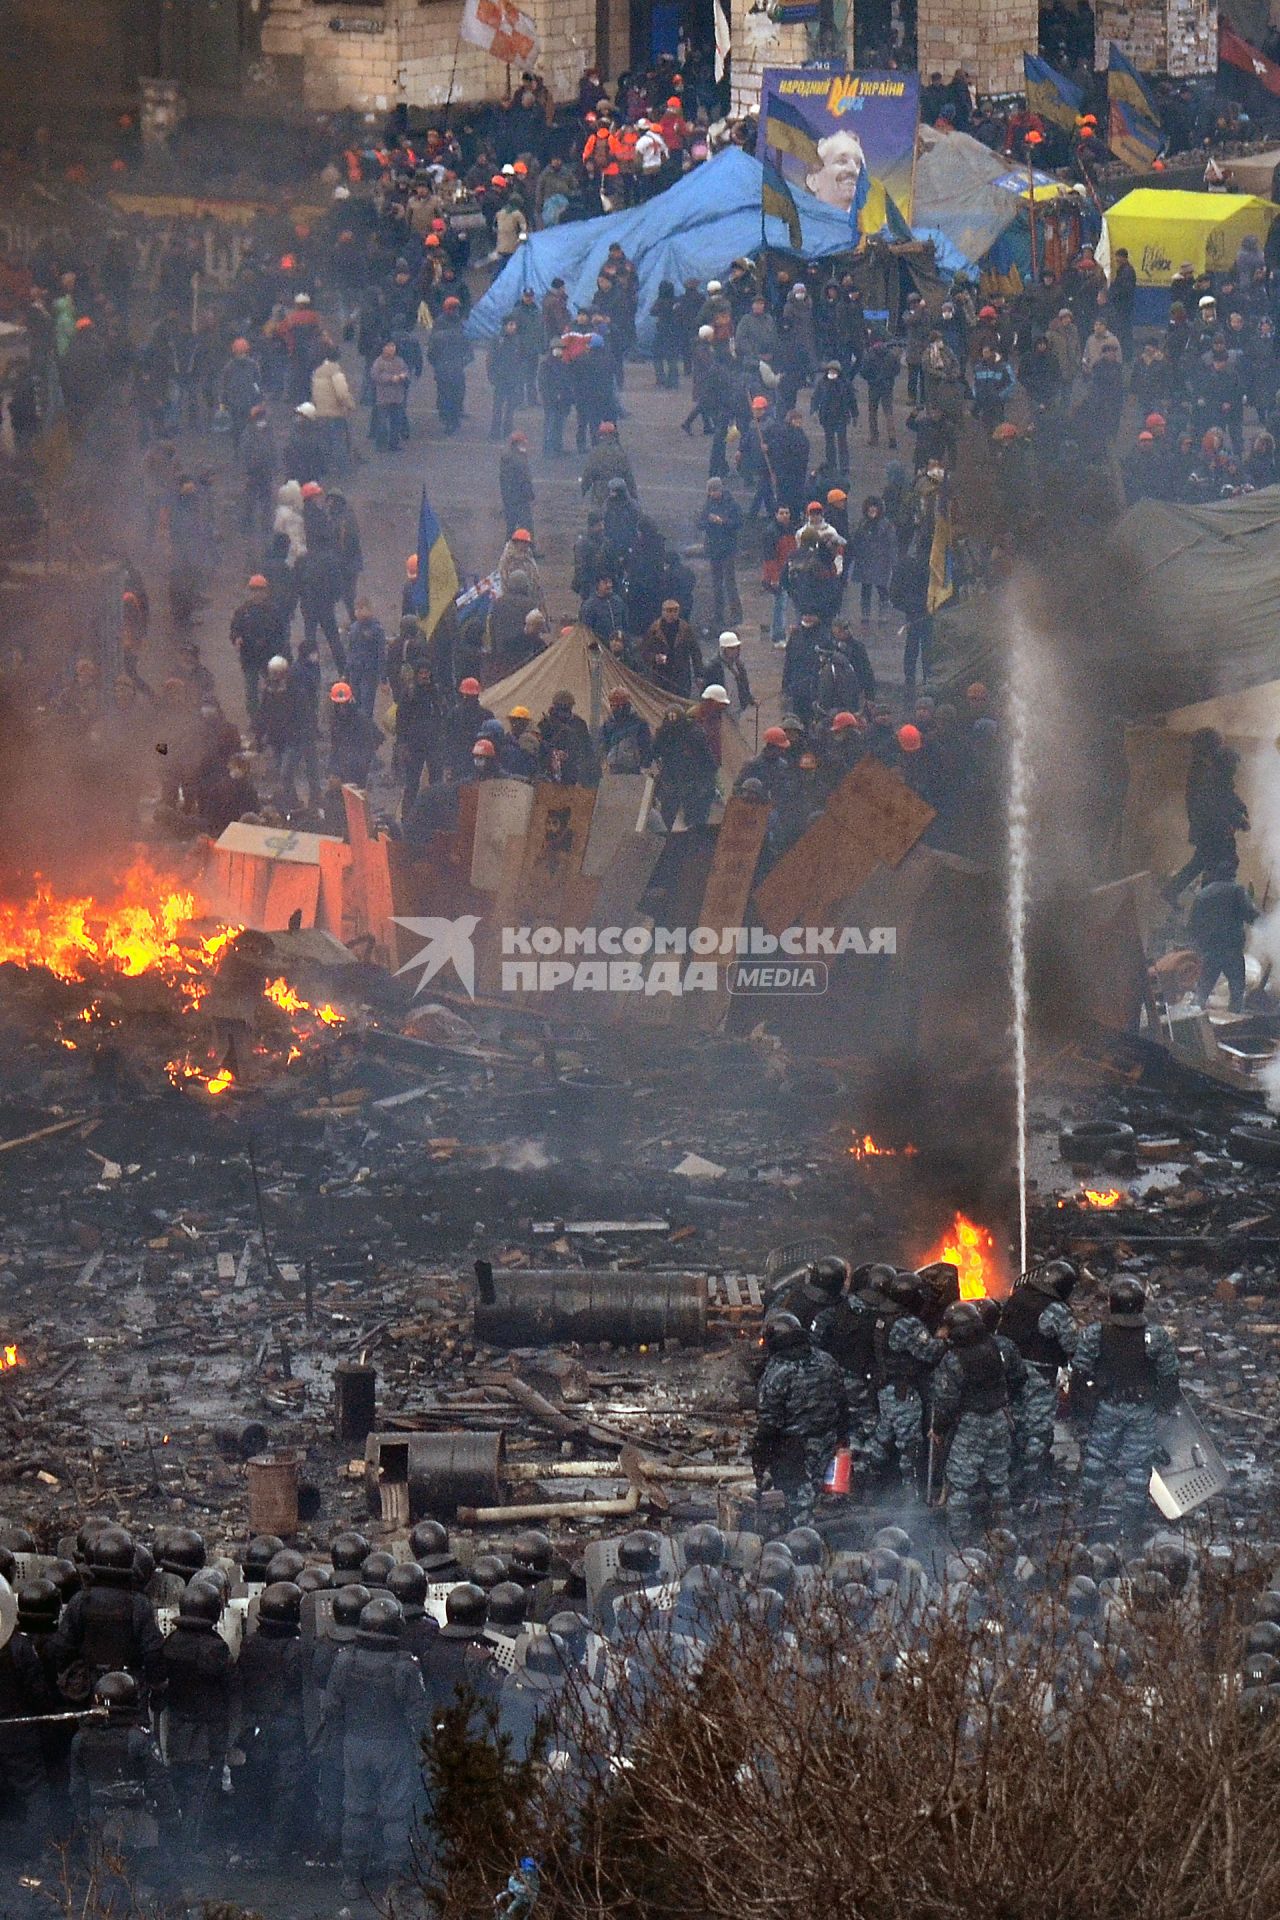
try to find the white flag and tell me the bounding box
[713,0,731,80]
[460,0,540,65]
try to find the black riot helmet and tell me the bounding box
[243,1535,285,1579]
[469,1553,509,1591]
[330,1531,371,1572]
[357,1596,404,1643]
[361,1551,396,1589]
[258,1580,303,1627]
[265,1549,307,1585]
[409,1519,450,1564]
[975,1298,1002,1334]
[157,1526,206,1576]
[332,1582,372,1629]
[297,1567,332,1595]
[0,1547,17,1587]
[871,1525,912,1556]
[387,1563,428,1610]
[1254,1591,1280,1626]
[90,1528,135,1575]
[1245,1620,1280,1656]
[682,1523,726,1568]
[783,1527,823,1567]
[1108,1277,1147,1325]
[618,1530,662,1576]
[445,1581,488,1629]
[521,1630,566,1679]
[1043,1259,1078,1300]
[178,1582,223,1627]
[762,1311,808,1355]
[547,1609,589,1657]
[94,1671,140,1718]
[49,1559,81,1603]
[16,1579,60,1629]
[0,1525,36,1554]
[853,1262,896,1294]
[487,1581,528,1628]
[887,1272,925,1311]
[1066,1575,1099,1621]
[131,1544,155,1592]
[510,1530,551,1578]
[942,1301,984,1346]
[758,1550,795,1598]
[807,1255,849,1300]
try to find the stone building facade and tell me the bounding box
[1094,0,1218,76]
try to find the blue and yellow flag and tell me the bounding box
[927,484,954,616]
[761,90,822,175]
[761,158,803,251]
[406,485,459,641]
[1023,53,1083,134]
[1107,44,1159,122]
[1107,96,1162,170]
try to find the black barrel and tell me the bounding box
[473,1269,707,1348]
[365,1430,505,1522]
[333,1363,377,1445]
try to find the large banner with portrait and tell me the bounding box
[756,68,920,241]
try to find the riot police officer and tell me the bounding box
[930,1301,1026,1533]
[160,1579,235,1853]
[864,1274,945,1489]
[49,1527,166,1703]
[752,1313,850,1514]
[235,1579,310,1861]
[999,1260,1079,1491]
[323,1595,428,1888]
[1070,1277,1179,1536]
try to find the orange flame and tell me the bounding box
[263,977,345,1028]
[0,1346,21,1370]
[919,1212,1004,1301]
[0,861,217,980]
[848,1133,918,1161]
[1081,1187,1122,1209]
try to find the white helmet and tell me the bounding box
[267,655,289,675]
[718,630,741,650]
[706,279,722,294]
[701,683,731,706]
[697,324,714,341]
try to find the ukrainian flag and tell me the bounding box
[761,91,822,177]
[927,485,954,615]
[1024,53,1083,134]
[762,159,804,251]
[1108,96,1162,170]
[406,485,459,641]
[1107,44,1159,123]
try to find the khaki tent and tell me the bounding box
[483,623,754,784]
[1215,150,1280,200]
[1123,682,1280,900]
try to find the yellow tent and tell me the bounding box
[1101,187,1278,286]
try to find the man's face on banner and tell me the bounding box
[805,129,867,213]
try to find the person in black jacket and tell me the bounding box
[160,1583,235,1855]
[323,1596,428,1887]
[49,1528,166,1705]
[328,681,383,786]
[229,574,288,723]
[395,661,448,816]
[235,1581,310,1862]
[426,296,472,434]
[537,690,601,785]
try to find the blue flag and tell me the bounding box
[406,485,459,642]
[1024,53,1084,134]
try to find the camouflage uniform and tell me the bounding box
[866,1312,944,1483]
[812,1292,880,1439]
[1071,1319,1179,1531]
[999,1284,1078,1486]
[931,1335,1026,1528]
[754,1345,850,1513]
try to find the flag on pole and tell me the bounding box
[760,90,823,174]
[406,487,459,642]
[1107,96,1162,169]
[1219,15,1280,96]
[713,0,731,82]
[1023,53,1084,134]
[1107,43,1160,121]
[459,0,539,66]
[926,484,954,616]
[761,159,803,250]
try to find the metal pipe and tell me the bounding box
[506,1460,753,1483]
[473,1270,707,1347]
[456,1485,642,1526]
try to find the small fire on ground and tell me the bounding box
[848,1133,919,1161]
[0,1346,22,1371]
[919,1212,1004,1300]
[1055,1187,1126,1210]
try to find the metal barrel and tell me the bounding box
[246,1452,300,1536]
[472,1269,708,1348]
[333,1362,377,1445]
[365,1430,505,1522]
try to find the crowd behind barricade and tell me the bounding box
[7,45,1280,892]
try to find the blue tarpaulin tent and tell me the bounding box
[466,148,861,347]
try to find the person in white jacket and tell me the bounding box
[273,479,307,563]
[311,345,356,475]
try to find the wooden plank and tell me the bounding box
[690,797,770,1029]
[581,774,651,878]
[830,757,934,868]
[342,785,396,962]
[588,831,665,929]
[471,780,535,891]
[316,838,352,940]
[510,784,597,929]
[261,862,321,931]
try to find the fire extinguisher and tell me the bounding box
[824,1446,853,1495]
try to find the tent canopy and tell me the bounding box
[909,125,1058,276]
[934,486,1280,716]
[1100,187,1278,287]
[1215,149,1280,199]
[466,148,860,347]
[482,624,752,783]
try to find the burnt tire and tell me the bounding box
[1228,1126,1280,1168]
[1059,1121,1137,1168]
